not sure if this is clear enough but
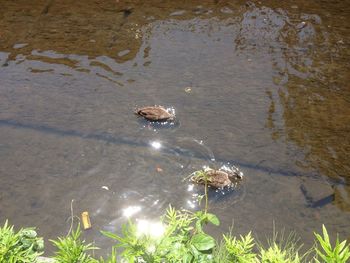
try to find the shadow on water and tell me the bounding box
[0,118,344,213]
[1,118,341,182]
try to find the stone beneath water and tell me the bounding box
[300,178,334,208]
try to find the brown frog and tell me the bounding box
[135,106,175,122]
[191,168,243,189]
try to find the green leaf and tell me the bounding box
[100,230,124,242]
[21,229,37,239]
[191,233,216,251]
[195,220,203,233]
[322,225,330,244]
[205,213,220,226]
[183,252,193,263]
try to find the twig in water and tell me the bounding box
[66,199,80,236]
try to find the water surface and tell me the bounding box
[0,0,349,254]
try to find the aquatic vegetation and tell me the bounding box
[100,209,349,263]
[50,225,98,263]
[219,231,257,262]
[314,225,350,263]
[0,191,347,263]
[1,215,350,262]
[257,231,304,263]
[101,206,218,262]
[0,220,44,263]
[0,190,348,263]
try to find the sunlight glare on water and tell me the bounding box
[150,141,162,150]
[122,206,142,218]
[136,220,165,239]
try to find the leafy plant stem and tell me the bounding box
[204,176,209,214]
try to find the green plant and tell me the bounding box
[2,216,350,262]
[51,224,99,263]
[0,220,44,263]
[99,247,117,263]
[314,224,350,263]
[259,243,301,263]
[220,231,257,262]
[3,184,349,263]
[101,206,219,262]
[189,169,212,213]
[258,230,303,263]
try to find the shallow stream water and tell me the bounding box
[0,0,349,256]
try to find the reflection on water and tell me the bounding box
[122,205,142,218]
[136,220,165,239]
[150,140,162,150]
[0,0,350,254]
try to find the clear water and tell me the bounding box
[0,0,349,255]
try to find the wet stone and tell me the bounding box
[300,178,334,208]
